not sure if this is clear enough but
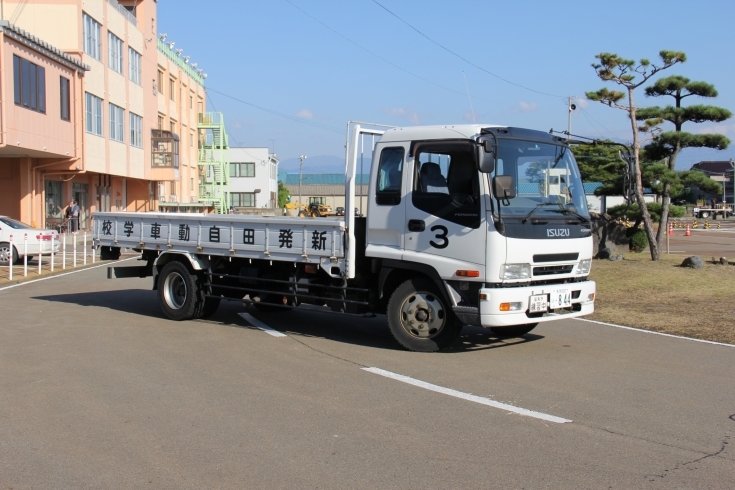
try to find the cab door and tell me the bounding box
[365,142,409,261]
[403,141,486,277]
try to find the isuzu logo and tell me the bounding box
[547,228,570,237]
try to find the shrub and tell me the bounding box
[628,229,649,253]
[607,202,685,222]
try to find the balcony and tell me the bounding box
[151,130,179,181]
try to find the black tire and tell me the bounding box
[197,297,221,319]
[157,261,201,321]
[0,242,18,267]
[490,323,539,339]
[100,246,121,260]
[386,277,462,352]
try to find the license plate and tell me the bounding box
[529,294,548,313]
[549,288,572,309]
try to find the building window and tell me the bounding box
[158,115,164,130]
[191,178,194,191]
[190,131,194,147]
[231,192,255,207]
[157,70,164,95]
[169,78,175,101]
[13,55,46,113]
[130,112,143,148]
[170,120,176,135]
[190,94,193,109]
[85,92,103,136]
[108,32,123,74]
[129,48,141,85]
[230,162,255,178]
[83,13,101,60]
[60,76,70,121]
[109,103,125,142]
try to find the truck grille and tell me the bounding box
[533,265,574,276]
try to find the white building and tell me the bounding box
[229,148,279,209]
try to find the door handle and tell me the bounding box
[408,219,425,232]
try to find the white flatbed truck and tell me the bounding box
[95,123,596,352]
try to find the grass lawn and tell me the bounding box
[588,253,735,344]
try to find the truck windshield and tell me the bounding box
[491,139,589,219]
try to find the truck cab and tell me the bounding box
[354,124,595,346]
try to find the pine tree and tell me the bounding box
[636,76,731,251]
[586,51,686,260]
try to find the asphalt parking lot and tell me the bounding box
[1,266,733,489]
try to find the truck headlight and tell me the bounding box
[500,263,532,280]
[577,259,591,275]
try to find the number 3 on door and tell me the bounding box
[429,225,449,249]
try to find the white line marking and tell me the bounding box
[574,318,734,348]
[362,367,571,424]
[0,257,136,293]
[238,312,287,337]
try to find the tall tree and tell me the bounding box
[572,140,627,195]
[636,75,731,251]
[586,51,686,260]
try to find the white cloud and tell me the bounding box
[381,107,420,125]
[518,101,538,112]
[296,109,313,120]
[697,123,735,136]
[574,96,589,109]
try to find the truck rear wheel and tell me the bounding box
[490,323,539,338]
[158,261,200,321]
[100,246,121,260]
[387,278,462,352]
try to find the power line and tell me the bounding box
[284,0,501,105]
[370,0,565,99]
[206,87,344,135]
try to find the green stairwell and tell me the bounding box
[197,112,230,214]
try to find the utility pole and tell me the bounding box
[567,96,576,140]
[299,155,307,208]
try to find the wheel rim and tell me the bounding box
[0,245,10,264]
[163,272,187,310]
[399,291,446,339]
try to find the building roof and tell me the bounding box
[0,20,90,72]
[691,160,735,174]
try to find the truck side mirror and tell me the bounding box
[493,175,516,200]
[477,140,495,173]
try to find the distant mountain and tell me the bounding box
[278,153,375,174]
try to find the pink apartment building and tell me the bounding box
[0,0,208,230]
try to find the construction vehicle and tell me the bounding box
[693,202,732,219]
[95,122,595,352]
[284,200,308,217]
[308,197,336,217]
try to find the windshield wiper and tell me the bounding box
[522,202,564,223]
[560,207,590,223]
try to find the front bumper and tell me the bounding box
[479,280,596,327]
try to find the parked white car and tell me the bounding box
[0,216,60,266]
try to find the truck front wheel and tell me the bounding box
[158,261,200,321]
[387,278,462,352]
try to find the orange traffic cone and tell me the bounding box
[668,222,674,236]
[684,223,691,237]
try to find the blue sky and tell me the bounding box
[159,0,735,171]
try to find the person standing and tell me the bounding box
[66,200,80,232]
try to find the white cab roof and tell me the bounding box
[377,124,504,143]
